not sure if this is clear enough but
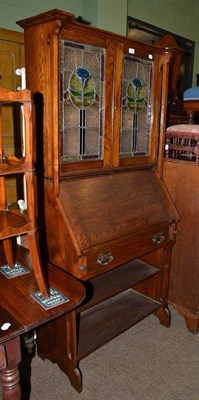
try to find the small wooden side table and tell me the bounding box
[0,245,85,399]
[165,124,199,161]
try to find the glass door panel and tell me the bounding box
[120,55,153,159]
[59,40,105,164]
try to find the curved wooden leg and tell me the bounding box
[183,313,199,334]
[37,312,83,392]
[27,230,49,298]
[65,365,82,393]
[172,305,199,334]
[3,239,15,268]
[153,306,171,327]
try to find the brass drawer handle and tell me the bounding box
[152,233,165,244]
[97,251,113,266]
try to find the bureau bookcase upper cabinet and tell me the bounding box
[18,10,177,278]
[18,10,179,392]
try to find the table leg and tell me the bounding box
[0,337,21,400]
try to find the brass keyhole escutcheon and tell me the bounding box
[97,251,113,266]
[152,233,165,244]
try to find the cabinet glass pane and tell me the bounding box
[120,55,152,158]
[60,40,105,163]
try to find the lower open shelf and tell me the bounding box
[35,254,169,393]
[78,259,160,312]
[78,288,161,360]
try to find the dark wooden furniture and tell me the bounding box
[0,87,49,297]
[155,35,183,103]
[0,244,85,399]
[165,124,199,161]
[163,159,199,333]
[155,35,194,127]
[184,98,199,123]
[18,10,179,392]
[167,100,191,126]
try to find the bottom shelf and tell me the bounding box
[78,288,160,360]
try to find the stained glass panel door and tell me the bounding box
[120,55,153,159]
[60,40,105,164]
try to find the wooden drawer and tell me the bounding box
[78,222,171,279]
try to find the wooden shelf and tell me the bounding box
[78,259,160,312]
[78,259,160,360]
[0,210,34,239]
[78,289,160,360]
[0,156,30,175]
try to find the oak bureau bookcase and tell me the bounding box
[18,10,179,392]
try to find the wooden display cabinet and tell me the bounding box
[18,10,179,392]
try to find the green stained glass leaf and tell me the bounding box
[69,67,96,109]
[127,96,144,104]
[70,88,82,97]
[126,78,145,113]
[83,91,95,98]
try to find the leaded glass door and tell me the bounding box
[59,39,105,167]
[120,54,153,159]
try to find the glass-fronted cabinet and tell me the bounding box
[58,24,169,173]
[59,38,154,167]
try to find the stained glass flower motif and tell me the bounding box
[126,77,145,113]
[69,67,95,109]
